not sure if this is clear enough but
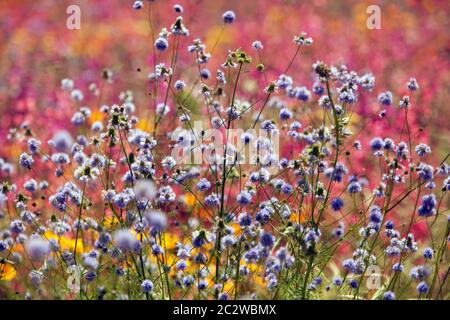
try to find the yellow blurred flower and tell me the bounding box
[162,232,180,250]
[184,193,197,208]
[89,110,104,124]
[290,211,308,224]
[44,231,84,254]
[136,118,153,132]
[0,263,16,281]
[102,215,120,229]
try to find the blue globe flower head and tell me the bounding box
[378,91,393,106]
[237,190,252,206]
[333,276,343,287]
[218,292,229,300]
[415,143,431,157]
[423,247,433,260]
[348,181,362,194]
[312,81,325,95]
[369,205,383,223]
[418,194,437,217]
[331,197,344,211]
[238,212,252,227]
[154,37,169,51]
[260,231,275,248]
[348,279,358,289]
[133,1,143,10]
[416,281,429,294]
[385,220,395,230]
[383,291,396,300]
[417,163,434,181]
[370,137,384,151]
[141,279,154,293]
[222,10,236,24]
[84,270,97,282]
[200,68,211,79]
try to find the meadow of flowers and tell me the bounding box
[0,0,449,301]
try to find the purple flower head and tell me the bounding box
[418,194,437,217]
[113,229,139,252]
[25,236,50,261]
[222,10,236,24]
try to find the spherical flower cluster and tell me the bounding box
[222,10,236,24]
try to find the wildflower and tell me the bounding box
[293,32,313,46]
[156,103,170,117]
[324,162,348,182]
[174,80,186,91]
[205,193,220,207]
[61,78,74,91]
[154,37,169,51]
[238,212,252,227]
[295,86,311,101]
[410,265,431,281]
[252,40,263,50]
[221,235,236,248]
[369,206,383,224]
[348,179,362,194]
[158,186,176,204]
[216,70,226,83]
[27,138,41,154]
[279,108,292,120]
[70,89,84,101]
[84,271,97,282]
[417,163,433,181]
[113,229,139,252]
[161,156,176,170]
[276,74,293,89]
[416,282,429,294]
[348,279,358,289]
[333,276,343,287]
[407,77,419,91]
[25,236,50,261]
[237,190,252,205]
[133,1,143,10]
[173,4,183,13]
[358,73,375,91]
[74,165,99,182]
[141,280,154,293]
[218,293,228,300]
[196,178,211,191]
[396,141,409,159]
[332,223,344,238]
[442,176,450,191]
[19,152,34,169]
[369,137,384,151]
[383,138,395,151]
[383,291,396,300]
[418,194,437,217]
[51,130,73,151]
[10,219,25,234]
[222,10,236,24]
[0,240,9,252]
[378,91,393,105]
[145,210,167,232]
[312,81,324,95]
[258,231,274,249]
[175,130,192,147]
[399,95,410,109]
[176,259,187,271]
[24,179,38,193]
[29,270,44,287]
[392,263,404,273]
[415,143,431,157]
